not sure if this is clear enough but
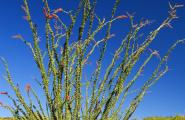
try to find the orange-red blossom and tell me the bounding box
[116,15,128,19]
[66,95,70,101]
[43,7,62,19]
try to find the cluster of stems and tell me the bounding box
[0,0,184,120]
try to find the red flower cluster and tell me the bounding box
[43,7,63,19]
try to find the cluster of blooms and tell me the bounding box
[43,8,63,19]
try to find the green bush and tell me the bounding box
[144,116,185,120]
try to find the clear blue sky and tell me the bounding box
[0,0,185,119]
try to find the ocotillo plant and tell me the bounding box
[0,0,184,120]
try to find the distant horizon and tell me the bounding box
[0,0,185,119]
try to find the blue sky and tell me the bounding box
[0,0,185,119]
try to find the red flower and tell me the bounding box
[51,14,58,19]
[43,8,60,20]
[25,84,31,93]
[54,8,63,13]
[66,95,70,101]
[47,15,54,19]
[0,92,8,95]
[116,15,128,19]
[43,8,52,19]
